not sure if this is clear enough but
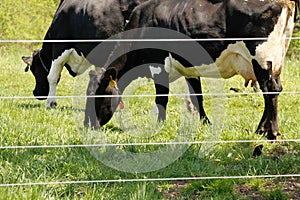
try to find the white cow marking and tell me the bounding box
[166,41,257,87]
[149,65,162,77]
[254,2,295,77]
[47,48,93,107]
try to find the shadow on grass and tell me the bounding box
[17,103,84,112]
[102,124,124,132]
[17,103,43,109]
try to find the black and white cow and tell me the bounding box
[21,0,147,108]
[94,0,296,140]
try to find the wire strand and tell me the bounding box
[0,91,300,99]
[1,139,299,150]
[1,174,299,187]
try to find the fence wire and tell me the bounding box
[0,139,299,150]
[1,174,300,187]
[1,36,299,188]
[0,91,300,100]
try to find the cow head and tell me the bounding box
[22,50,49,100]
[95,68,121,126]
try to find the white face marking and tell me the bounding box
[254,3,295,77]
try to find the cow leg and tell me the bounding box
[46,62,64,108]
[155,84,169,121]
[185,77,210,124]
[252,60,282,140]
[256,78,282,140]
[153,68,169,121]
[46,49,74,108]
[84,97,100,129]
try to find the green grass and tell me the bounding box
[0,44,299,199]
[0,0,300,198]
[0,0,59,40]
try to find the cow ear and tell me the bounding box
[22,56,32,72]
[22,56,32,66]
[104,68,117,81]
[102,68,118,89]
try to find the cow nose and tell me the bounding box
[33,89,47,100]
[99,114,112,126]
[99,119,108,126]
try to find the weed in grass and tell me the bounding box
[129,183,161,200]
[180,180,237,200]
[248,178,264,191]
[264,188,289,200]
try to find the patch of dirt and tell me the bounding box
[234,184,265,200]
[235,177,300,200]
[157,181,189,199]
[157,178,300,199]
[156,144,299,199]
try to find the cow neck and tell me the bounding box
[38,50,49,73]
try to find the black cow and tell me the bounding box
[21,0,147,108]
[94,0,296,140]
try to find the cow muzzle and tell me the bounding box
[33,87,49,100]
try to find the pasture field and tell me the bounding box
[0,0,300,199]
[0,44,299,199]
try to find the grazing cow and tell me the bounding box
[21,0,147,108]
[94,0,296,140]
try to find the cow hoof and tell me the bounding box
[47,101,57,108]
[83,124,100,130]
[92,125,100,130]
[201,116,211,125]
[255,127,280,141]
[255,126,266,135]
[266,132,278,141]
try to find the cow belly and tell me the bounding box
[166,41,257,86]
